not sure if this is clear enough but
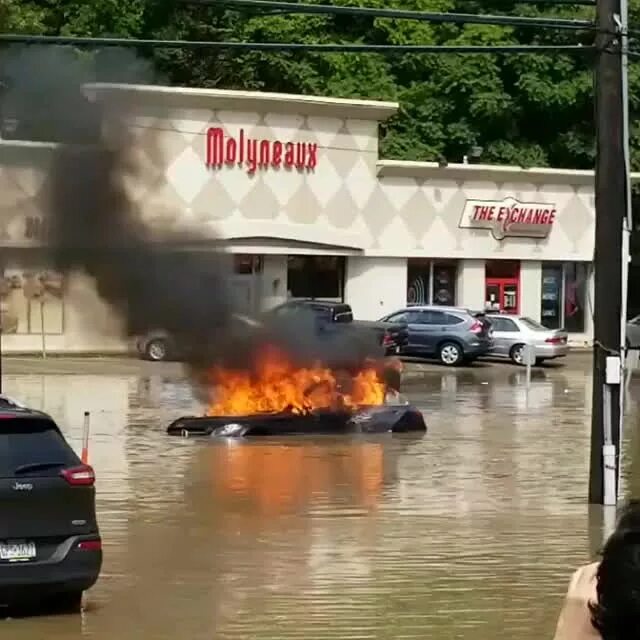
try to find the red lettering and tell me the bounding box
[516,210,527,223]
[486,206,495,221]
[472,205,482,221]
[205,131,318,172]
[206,127,224,167]
[225,138,237,165]
[496,207,506,222]
[259,140,270,167]
[307,143,318,169]
[284,142,295,168]
[539,211,548,224]
[524,210,533,224]
[247,139,258,174]
[272,141,283,167]
[548,209,556,225]
[295,143,306,169]
[532,210,542,224]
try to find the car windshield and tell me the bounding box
[519,317,547,331]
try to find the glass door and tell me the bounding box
[502,282,519,314]
[485,282,501,312]
[485,279,520,314]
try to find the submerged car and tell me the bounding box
[378,306,493,366]
[0,396,102,612]
[485,314,569,365]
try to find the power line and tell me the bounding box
[0,34,595,54]
[186,0,594,31]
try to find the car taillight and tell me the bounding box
[61,465,95,486]
[470,320,483,334]
[545,336,565,344]
[382,332,394,346]
[77,540,102,552]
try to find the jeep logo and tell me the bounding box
[12,482,33,491]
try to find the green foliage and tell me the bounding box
[3,0,639,170]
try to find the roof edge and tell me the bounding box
[84,83,399,122]
[378,159,640,185]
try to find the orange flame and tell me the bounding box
[206,346,385,417]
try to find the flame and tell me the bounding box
[206,346,385,416]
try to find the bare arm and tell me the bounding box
[553,563,601,640]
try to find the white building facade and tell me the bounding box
[0,84,607,352]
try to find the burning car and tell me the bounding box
[167,348,426,438]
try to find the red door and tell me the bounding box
[485,278,519,314]
[485,261,520,314]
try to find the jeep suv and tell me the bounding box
[0,396,102,612]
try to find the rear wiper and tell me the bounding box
[13,461,67,475]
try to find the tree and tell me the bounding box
[2,0,639,170]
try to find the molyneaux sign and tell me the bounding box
[459,196,557,241]
[205,127,319,175]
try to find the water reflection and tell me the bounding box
[0,360,634,640]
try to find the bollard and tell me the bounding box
[602,382,617,506]
[522,343,535,401]
[81,411,90,464]
[603,444,617,506]
[40,301,46,359]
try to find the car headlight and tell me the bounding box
[213,423,245,437]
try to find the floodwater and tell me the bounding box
[1,355,638,640]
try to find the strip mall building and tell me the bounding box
[0,83,620,353]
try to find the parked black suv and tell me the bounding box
[0,396,102,612]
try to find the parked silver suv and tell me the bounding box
[379,306,493,366]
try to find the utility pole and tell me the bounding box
[589,0,627,504]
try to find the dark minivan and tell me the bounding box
[0,396,101,612]
[379,306,493,365]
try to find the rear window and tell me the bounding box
[443,313,465,325]
[519,317,547,331]
[0,418,78,477]
[333,310,353,323]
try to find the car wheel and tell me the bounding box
[145,338,169,361]
[439,341,463,366]
[510,344,526,366]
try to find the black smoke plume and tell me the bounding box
[1,46,236,374]
[0,46,384,398]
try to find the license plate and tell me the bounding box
[0,542,36,561]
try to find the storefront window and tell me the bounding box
[287,256,345,300]
[233,254,263,274]
[407,259,457,306]
[539,261,589,333]
[407,259,430,305]
[540,264,563,329]
[432,262,457,306]
[0,268,64,335]
[564,262,589,333]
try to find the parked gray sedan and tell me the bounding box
[485,314,569,365]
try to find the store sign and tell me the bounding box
[205,127,318,175]
[459,196,556,240]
